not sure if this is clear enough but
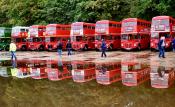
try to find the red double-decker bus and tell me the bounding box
[11,26,29,51]
[45,24,71,51]
[28,25,46,51]
[71,61,95,83]
[121,61,150,86]
[71,22,95,50]
[95,20,121,50]
[151,16,175,50]
[121,18,151,50]
[96,61,121,85]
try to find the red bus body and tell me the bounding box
[95,20,121,50]
[28,25,46,51]
[121,18,151,50]
[46,60,72,81]
[28,60,48,79]
[150,66,174,88]
[11,26,29,51]
[151,16,175,50]
[121,62,150,86]
[45,24,71,51]
[71,22,95,50]
[11,60,47,79]
[71,61,95,83]
[96,62,121,85]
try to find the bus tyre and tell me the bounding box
[138,44,141,51]
[21,45,27,51]
[5,46,9,51]
[48,48,52,51]
[39,45,44,51]
[84,45,88,51]
[109,44,113,50]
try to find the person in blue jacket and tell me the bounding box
[66,40,72,56]
[101,39,107,57]
[158,36,166,58]
[172,37,175,52]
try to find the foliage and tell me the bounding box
[0,0,174,26]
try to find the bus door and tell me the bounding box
[87,36,95,48]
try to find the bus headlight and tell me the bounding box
[151,43,153,46]
[81,44,83,48]
[166,43,168,46]
[121,44,124,47]
[95,44,97,47]
[134,43,137,47]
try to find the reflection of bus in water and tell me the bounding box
[46,60,72,81]
[96,61,121,85]
[121,62,150,86]
[151,16,175,50]
[26,60,48,79]
[71,61,95,83]
[150,66,174,88]
[0,67,11,77]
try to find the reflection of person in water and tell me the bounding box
[100,65,107,74]
[11,59,17,68]
[157,66,165,78]
[58,59,63,72]
[66,63,72,72]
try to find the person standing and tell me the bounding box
[101,39,107,57]
[9,41,17,60]
[66,40,72,56]
[57,41,63,57]
[172,37,175,52]
[158,36,166,58]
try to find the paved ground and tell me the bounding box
[1,50,175,68]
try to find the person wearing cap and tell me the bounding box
[66,40,72,56]
[101,39,107,57]
[9,41,17,60]
[57,40,63,57]
[158,36,166,58]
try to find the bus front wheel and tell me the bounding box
[84,45,88,51]
[138,44,141,51]
[39,45,44,51]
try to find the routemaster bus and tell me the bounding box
[45,24,71,51]
[11,26,29,51]
[0,27,11,51]
[151,16,175,50]
[96,60,121,85]
[71,22,95,50]
[150,65,174,88]
[121,61,150,86]
[46,60,72,81]
[28,25,46,51]
[95,20,121,50]
[121,18,151,50]
[71,61,95,83]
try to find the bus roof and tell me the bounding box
[47,24,71,27]
[122,18,150,24]
[12,26,29,29]
[30,25,46,28]
[152,16,175,20]
[71,22,95,26]
[96,20,121,24]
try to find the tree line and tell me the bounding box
[0,0,175,27]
